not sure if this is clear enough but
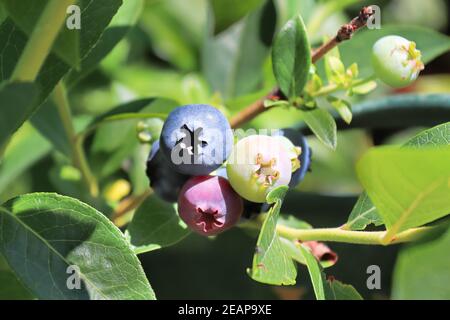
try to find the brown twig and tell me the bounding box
[312,6,374,63]
[230,88,281,128]
[112,189,153,226]
[229,6,375,129]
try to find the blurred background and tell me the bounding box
[1,0,449,299]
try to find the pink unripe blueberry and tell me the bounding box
[177,176,243,236]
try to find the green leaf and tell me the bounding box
[347,63,358,79]
[0,0,122,150]
[306,0,359,39]
[275,0,316,27]
[0,193,155,300]
[280,238,307,265]
[90,98,175,150]
[298,244,362,300]
[128,144,152,195]
[327,96,352,124]
[0,18,67,104]
[0,1,7,23]
[296,94,450,132]
[0,124,51,195]
[1,0,80,68]
[0,255,33,299]
[405,122,450,147]
[203,0,276,99]
[298,244,325,299]
[75,0,123,63]
[346,122,450,231]
[344,194,383,231]
[89,98,176,179]
[88,98,177,132]
[279,217,337,269]
[351,81,377,95]
[266,185,289,204]
[31,101,91,158]
[393,224,450,299]
[91,123,139,179]
[126,195,191,254]
[264,99,290,108]
[140,0,203,72]
[0,82,39,153]
[281,238,337,269]
[66,0,143,86]
[339,25,450,78]
[210,0,265,34]
[357,146,450,238]
[325,278,363,300]
[324,56,345,85]
[272,14,311,99]
[249,186,296,285]
[301,108,337,150]
[30,98,71,156]
[278,214,312,230]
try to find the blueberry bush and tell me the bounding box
[0,0,450,300]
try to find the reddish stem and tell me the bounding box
[229,6,375,129]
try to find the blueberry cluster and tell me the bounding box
[147,104,312,236]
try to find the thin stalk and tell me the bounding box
[112,189,153,225]
[310,75,377,98]
[0,140,9,159]
[241,216,435,246]
[53,82,99,197]
[276,225,435,245]
[229,6,375,129]
[11,0,74,82]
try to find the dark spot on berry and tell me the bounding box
[195,207,224,232]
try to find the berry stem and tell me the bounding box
[229,88,281,128]
[241,217,436,245]
[310,74,377,98]
[311,6,374,63]
[53,82,99,197]
[229,6,375,129]
[276,224,435,246]
[112,189,153,226]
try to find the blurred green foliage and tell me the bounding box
[0,0,450,300]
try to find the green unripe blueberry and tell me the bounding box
[226,135,292,203]
[371,35,424,88]
[273,135,302,173]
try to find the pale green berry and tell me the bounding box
[226,135,292,203]
[273,135,302,173]
[372,35,424,88]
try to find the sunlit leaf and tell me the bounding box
[272,14,311,99]
[249,186,297,285]
[0,193,155,300]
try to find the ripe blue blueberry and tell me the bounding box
[178,176,243,236]
[160,104,233,176]
[146,140,190,202]
[273,129,312,188]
